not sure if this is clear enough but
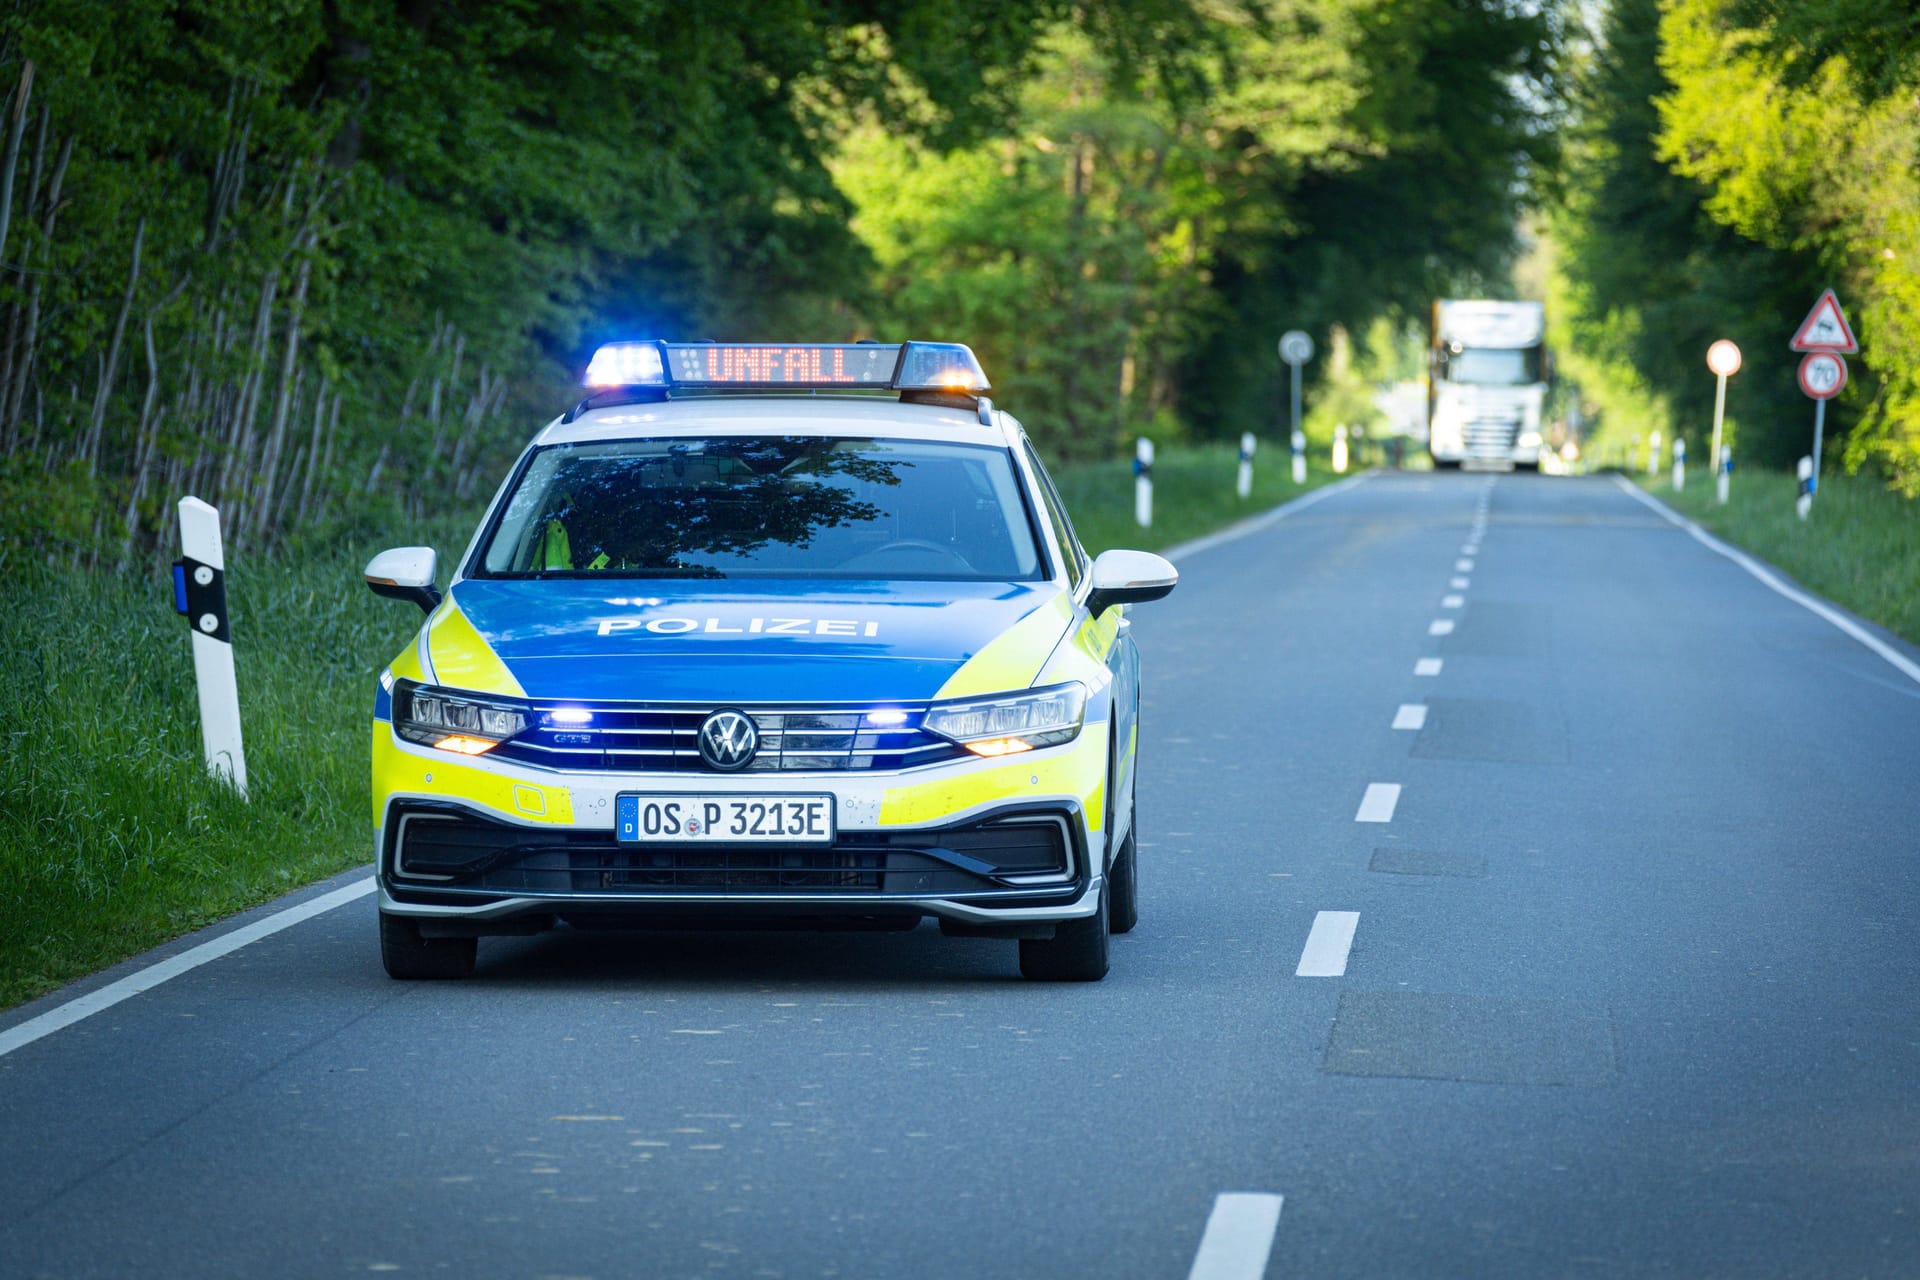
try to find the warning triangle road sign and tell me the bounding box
[1790,288,1858,353]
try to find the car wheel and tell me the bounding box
[380,911,477,980]
[1019,881,1110,981]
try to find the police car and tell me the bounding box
[362,340,1177,981]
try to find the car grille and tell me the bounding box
[389,807,1073,897]
[491,703,963,774]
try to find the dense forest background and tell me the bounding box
[0,0,1912,572]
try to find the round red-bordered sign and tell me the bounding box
[1798,351,1847,400]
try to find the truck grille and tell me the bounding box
[491,702,963,774]
[1463,414,1521,458]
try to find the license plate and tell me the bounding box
[615,794,836,844]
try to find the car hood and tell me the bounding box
[437,578,1073,704]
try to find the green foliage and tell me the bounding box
[1553,0,1920,498]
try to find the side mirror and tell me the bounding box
[364,547,442,615]
[1086,549,1178,617]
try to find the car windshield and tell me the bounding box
[1440,346,1543,386]
[476,435,1045,581]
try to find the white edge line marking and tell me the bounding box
[1392,703,1428,730]
[1295,911,1360,978]
[1614,477,1920,689]
[1188,1192,1285,1280]
[1355,782,1401,823]
[1414,657,1443,676]
[1162,471,1374,563]
[1428,619,1455,636]
[0,877,376,1060]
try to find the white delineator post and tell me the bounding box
[1796,456,1814,521]
[1671,437,1686,490]
[1134,437,1154,528]
[175,496,247,795]
[1647,429,1662,478]
[1332,423,1349,475]
[1237,431,1255,499]
[1717,445,1731,505]
[1291,429,1307,485]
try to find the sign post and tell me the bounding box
[172,496,247,795]
[1705,339,1741,504]
[1789,288,1858,511]
[1279,330,1314,485]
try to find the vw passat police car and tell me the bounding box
[363,340,1176,981]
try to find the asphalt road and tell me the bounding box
[5,471,1920,1279]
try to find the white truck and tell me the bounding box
[1428,300,1548,470]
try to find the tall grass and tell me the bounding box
[1642,468,1920,645]
[0,447,1344,1009]
[0,529,464,1008]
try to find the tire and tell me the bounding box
[1019,881,1110,981]
[1108,801,1138,935]
[380,911,477,980]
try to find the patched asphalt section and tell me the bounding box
[1409,696,1569,764]
[1368,847,1487,878]
[1440,601,1552,659]
[1322,990,1616,1087]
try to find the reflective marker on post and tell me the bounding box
[1291,430,1306,485]
[1135,437,1154,528]
[1796,456,1814,521]
[1717,445,1731,506]
[1237,432,1255,499]
[174,496,247,795]
[1671,437,1686,491]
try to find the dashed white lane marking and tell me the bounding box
[1414,657,1443,676]
[1615,477,1920,689]
[1392,704,1428,730]
[1355,783,1401,823]
[0,877,377,1060]
[1463,543,1480,555]
[1450,576,1470,590]
[1296,911,1361,977]
[1428,619,1455,636]
[1456,558,1474,572]
[1442,594,1465,609]
[1188,1192,1285,1280]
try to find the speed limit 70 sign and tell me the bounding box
[1798,351,1847,400]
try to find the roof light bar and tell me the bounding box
[576,340,991,396]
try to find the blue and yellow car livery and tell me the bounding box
[363,341,1177,981]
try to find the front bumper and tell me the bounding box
[372,718,1107,933]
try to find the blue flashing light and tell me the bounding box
[896,342,990,394]
[583,341,667,389]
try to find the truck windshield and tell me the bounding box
[475,435,1045,582]
[1440,347,1543,386]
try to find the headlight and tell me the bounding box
[923,682,1087,756]
[394,680,529,755]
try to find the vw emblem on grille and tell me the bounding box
[697,709,759,771]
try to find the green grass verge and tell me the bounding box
[1636,468,1920,646]
[0,445,1345,1010]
